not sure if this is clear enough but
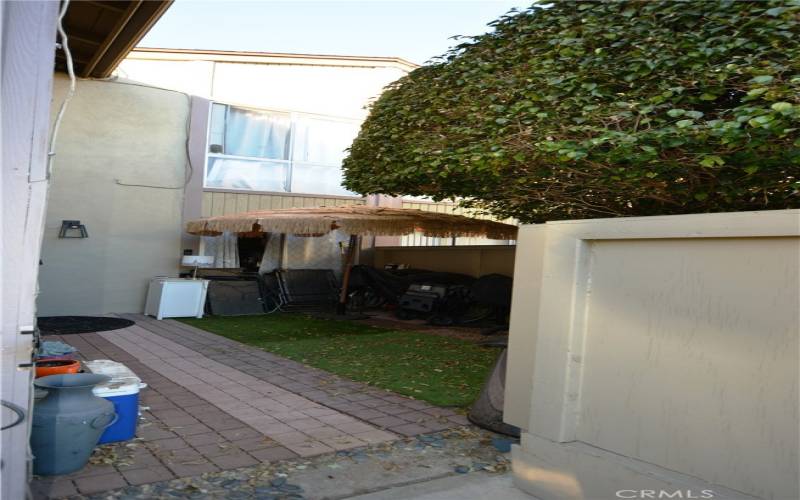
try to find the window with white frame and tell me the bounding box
[204,103,360,196]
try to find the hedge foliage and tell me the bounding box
[343,1,800,223]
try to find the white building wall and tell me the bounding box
[117,58,215,98]
[116,52,410,120]
[1,2,60,497]
[505,210,800,500]
[117,50,411,215]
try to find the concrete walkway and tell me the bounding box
[351,474,534,500]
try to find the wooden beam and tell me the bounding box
[80,0,141,78]
[61,27,102,46]
[84,1,127,14]
[86,0,173,78]
[55,52,91,64]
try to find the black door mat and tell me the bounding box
[37,316,134,336]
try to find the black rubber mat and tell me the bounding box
[37,316,134,336]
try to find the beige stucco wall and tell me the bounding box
[505,210,800,500]
[38,75,189,315]
[373,246,515,277]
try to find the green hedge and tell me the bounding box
[343,1,800,223]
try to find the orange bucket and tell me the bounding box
[35,359,81,378]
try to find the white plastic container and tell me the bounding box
[145,277,209,320]
[85,360,147,443]
[85,360,140,380]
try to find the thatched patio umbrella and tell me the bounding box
[186,206,518,313]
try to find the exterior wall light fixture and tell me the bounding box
[58,220,88,238]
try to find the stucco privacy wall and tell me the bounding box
[504,210,800,500]
[38,75,189,315]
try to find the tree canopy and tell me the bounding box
[342,0,800,223]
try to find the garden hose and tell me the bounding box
[1,400,26,431]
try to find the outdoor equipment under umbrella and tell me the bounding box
[185,206,518,313]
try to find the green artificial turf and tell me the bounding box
[179,314,499,408]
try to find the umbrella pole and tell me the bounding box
[337,234,358,315]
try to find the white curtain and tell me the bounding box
[292,117,359,165]
[290,117,359,196]
[226,107,291,159]
[205,157,288,192]
[258,230,351,279]
[205,106,293,192]
[259,233,282,273]
[206,105,361,196]
[202,232,240,268]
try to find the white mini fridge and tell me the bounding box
[145,278,209,320]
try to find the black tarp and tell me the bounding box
[468,347,520,437]
[470,274,513,308]
[347,265,475,304]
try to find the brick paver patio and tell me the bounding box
[120,314,469,435]
[31,314,467,498]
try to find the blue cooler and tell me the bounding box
[85,360,147,444]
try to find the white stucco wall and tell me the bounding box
[505,210,800,500]
[38,75,189,315]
